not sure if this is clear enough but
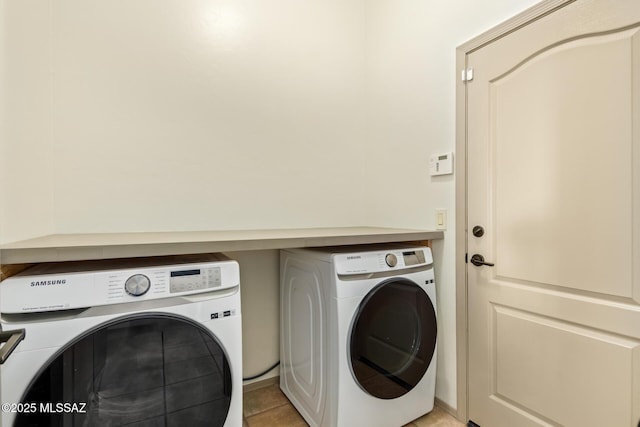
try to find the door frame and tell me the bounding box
[454,0,575,422]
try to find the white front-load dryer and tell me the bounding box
[280,245,437,427]
[0,254,242,427]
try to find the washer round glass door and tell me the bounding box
[15,314,232,427]
[349,278,437,399]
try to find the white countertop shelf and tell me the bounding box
[0,227,444,264]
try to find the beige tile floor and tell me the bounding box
[243,382,465,427]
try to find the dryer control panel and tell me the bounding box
[334,246,432,276]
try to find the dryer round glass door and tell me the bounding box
[15,314,232,427]
[349,278,437,399]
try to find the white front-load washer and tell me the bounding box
[0,253,242,427]
[280,245,437,427]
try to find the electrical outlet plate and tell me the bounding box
[435,209,447,230]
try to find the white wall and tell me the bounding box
[363,0,540,409]
[0,0,367,243]
[52,0,367,235]
[0,1,55,244]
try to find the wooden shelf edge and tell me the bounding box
[0,227,444,266]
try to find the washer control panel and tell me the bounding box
[0,255,239,313]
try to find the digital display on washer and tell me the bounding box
[169,267,221,293]
[170,269,200,277]
[402,250,426,266]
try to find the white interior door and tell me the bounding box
[466,1,640,426]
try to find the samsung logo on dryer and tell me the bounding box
[346,256,361,260]
[30,279,67,287]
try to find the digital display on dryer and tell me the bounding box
[402,250,426,266]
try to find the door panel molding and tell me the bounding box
[492,304,638,427]
[491,24,640,83]
[490,26,635,297]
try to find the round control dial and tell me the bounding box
[385,253,398,267]
[124,274,151,297]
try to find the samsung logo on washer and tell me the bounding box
[346,256,361,260]
[30,279,67,287]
